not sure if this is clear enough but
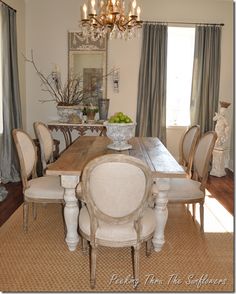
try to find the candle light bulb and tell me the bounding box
[132,0,136,9]
[137,6,140,20]
[91,0,96,14]
[83,4,88,19]
[132,0,136,15]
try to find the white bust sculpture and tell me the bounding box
[213,101,230,149]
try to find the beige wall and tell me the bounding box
[3,0,26,128]
[25,0,234,168]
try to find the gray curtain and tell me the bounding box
[136,23,168,145]
[190,25,222,133]
[0,3,22,183]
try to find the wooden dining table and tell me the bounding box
[46,136,186,252]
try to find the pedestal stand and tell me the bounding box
[210,148,228,177]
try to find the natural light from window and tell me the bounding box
[166,27,195,127]
[187,189,233,233]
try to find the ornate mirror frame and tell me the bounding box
[68,32,108,106]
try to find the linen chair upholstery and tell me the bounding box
[168,131,217,231]
[78,154,156,289]
[179,125,200,177]
[33,122,55,174]
[12,129,64,231]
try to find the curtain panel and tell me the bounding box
[0,2,22,183]
[136,23,168,145]
[190,25,222,133]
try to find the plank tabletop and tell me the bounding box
[47,121,105,127]
[46,136,186,178]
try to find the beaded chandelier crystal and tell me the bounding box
[78,0,142,41]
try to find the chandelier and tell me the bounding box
[78,0,142,41]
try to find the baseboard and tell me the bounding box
[228,160,234,173]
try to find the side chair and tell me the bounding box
[78,154,156,289]
[12,129,64,231]
[33,121,59,175]
[179,125,200,178]
[168,131,217,231]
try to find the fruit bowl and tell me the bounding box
[104,122,136,151]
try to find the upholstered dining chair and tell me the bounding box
[33,121,58,175]
[78,154,156,289]
[168,131,217,231]
[12,129,64,231]
[179,125,200,178]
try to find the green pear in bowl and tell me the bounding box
[108,112,133,124]
[105,112,136,151]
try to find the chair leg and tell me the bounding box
[146,239,152,257]
[200,203,204,232]
[90,245,97,289]
[32,203,37,220]
[23,202,29,232]
[192,203,196,220]
[81,237,88,255]
[133,245,140,288]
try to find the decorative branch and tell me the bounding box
[24,50,116,106]
[24,51,60,101]
[24,50,84,106]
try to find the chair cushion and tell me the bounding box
[25,175,64,200]
[79,206,156,243]
[168,178,204,201]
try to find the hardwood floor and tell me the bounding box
[206,169,234,215]
[0,169,234,227]
[0,182,23,226]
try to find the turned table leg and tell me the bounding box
[61,175,80,251]
[152,178,170,252]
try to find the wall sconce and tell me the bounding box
[112,67,120,93]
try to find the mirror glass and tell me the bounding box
[68,32,107,106]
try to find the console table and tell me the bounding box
[47,121,106,147]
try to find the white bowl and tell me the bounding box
[104,122,136,151]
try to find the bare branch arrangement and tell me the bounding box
[24,51,99,106]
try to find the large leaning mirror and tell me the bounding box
[68,32,107,106]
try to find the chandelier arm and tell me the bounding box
[130,22,142,28]
[89,15,105,27]
[116,20,126,32]
[120,18,136,28]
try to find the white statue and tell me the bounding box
[210,101,231,177]
[213,101,230,149]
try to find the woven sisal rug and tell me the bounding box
[0,203,233,292]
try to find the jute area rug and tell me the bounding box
[0,203,233,292]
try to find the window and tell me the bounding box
[166,27,195,126]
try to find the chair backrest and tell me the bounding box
[180,125,200,176]
[12,129,37,189]
[193,131,217,185]
[82,154,152,238]
[33,122,54,173]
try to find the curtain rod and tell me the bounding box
[0,0,16,12]
[144,20,224,27]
